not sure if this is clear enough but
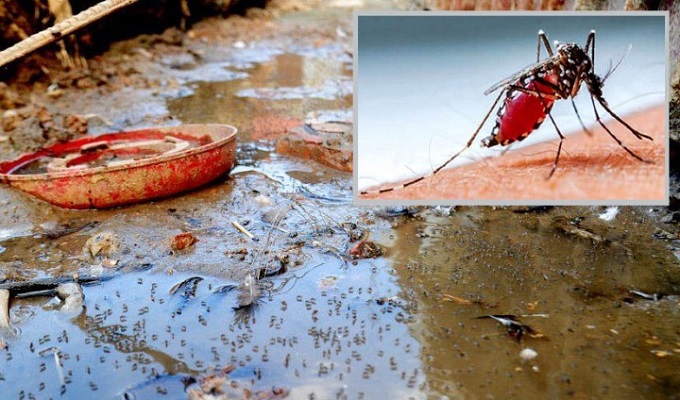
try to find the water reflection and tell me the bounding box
[168,52,352,141]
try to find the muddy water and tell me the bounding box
[1,4,679,400]
[384,208,680,399]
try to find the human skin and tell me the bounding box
[358,105,666,202]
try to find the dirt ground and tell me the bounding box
[0,1,679,399]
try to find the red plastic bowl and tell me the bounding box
[0,124,237,209]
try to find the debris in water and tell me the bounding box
[660,211,680,224]
[442,294,474,305]
[2,273,112,297]
[254,194,273,206]
[232,220,258,242]
[186,365,289,400]
[317,275,340,291]
[170,232,199,251]
[629,290,664,301]
[169,276,204,299]
[38,221,98,239]
[511,206,553,214]
[476,314,547,341]
[519,348,538,361]
[84,230,121,258]
[56,282,85,314]
[235,273,261,310]
[374,206,420,218]
[442,293,496,308]
[652,228,678,240]
[212,284,237,294]
[39,346,66,391]
[195,374,227,396]
[552,217,608,244]
[598,206,620,222]
[311,240,351,262]
[651,350,672,358]
[433,205,454,217]
[349,239,385,259]
[101,258,119,268]
[122,373,197,399]
[349,229,364,242]
[267,242,305,274]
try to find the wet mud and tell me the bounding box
[1,2,679,399]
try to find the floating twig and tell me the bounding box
[475,314,547,342]
[232,221,259,242]
[442,294,498,308]
[629,290,664,301]
[39,346,66,390]
[3,273,113,297]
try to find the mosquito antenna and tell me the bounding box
[602,44,632,83]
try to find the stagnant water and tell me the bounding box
[2,197,679,399]
[1,7,679,400]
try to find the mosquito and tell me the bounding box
[360,30,653,195]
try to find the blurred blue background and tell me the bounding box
[356,14,666,192]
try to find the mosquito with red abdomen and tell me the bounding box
[359,30,653,196]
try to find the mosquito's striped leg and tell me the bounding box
[589,95,651,163]
[537,91,565,178]
[359,89,506,195]
[592,94,653,141]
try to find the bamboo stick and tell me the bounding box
[0,0,140,68]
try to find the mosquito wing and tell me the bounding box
[483,58,556,96]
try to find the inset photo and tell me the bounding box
[355,12,667,205]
